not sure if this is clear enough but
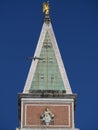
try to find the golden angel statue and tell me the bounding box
[43,1,50,15]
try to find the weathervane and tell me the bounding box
[43,1,50,15]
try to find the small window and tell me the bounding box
[49,58,53,63]
[42,59,45,63]
[40,74,44,79]
[43,42,51,48]
[51,74,54,80]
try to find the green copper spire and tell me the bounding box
[30,32,65,91]
[23,14,72,94]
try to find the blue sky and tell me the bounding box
[0,0,98,130]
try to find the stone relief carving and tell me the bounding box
[40,108,54,125]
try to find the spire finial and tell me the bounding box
[43,1,50,23]
[43,1,50,15]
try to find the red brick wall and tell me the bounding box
[22,102,72,128]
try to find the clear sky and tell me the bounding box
[0,0,97,130]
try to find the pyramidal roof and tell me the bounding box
[23,6,72,94]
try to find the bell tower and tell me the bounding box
[16,2,79,130]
